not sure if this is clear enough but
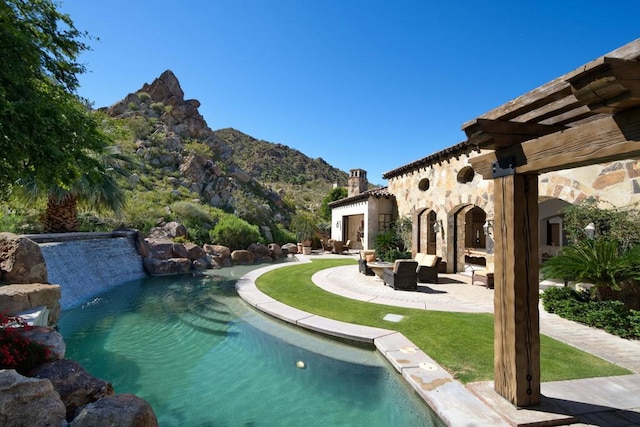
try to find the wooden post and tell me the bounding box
[493,173,541,406]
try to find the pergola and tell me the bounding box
[462,38,640,407]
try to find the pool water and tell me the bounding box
[58,265,443,426]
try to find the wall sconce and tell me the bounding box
[584,222,595,239]
[483,219,494,236]
[433,219,444,237]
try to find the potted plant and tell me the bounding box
[291,212,317,255]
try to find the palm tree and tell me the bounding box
[541,239,640,301]
[20,145,134,233]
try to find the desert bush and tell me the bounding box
[210,216,262,250]
[150,102,165,114]
[271,224,296,245]
[184,140,214,158]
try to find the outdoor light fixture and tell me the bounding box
[483,219,494,236]
[433,219,444,236]
[584,222,595,239]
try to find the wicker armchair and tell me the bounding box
[383,260,418,291]
[358,250,376,275]
[414,253,441,283]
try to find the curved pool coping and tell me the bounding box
[235,258,508,427]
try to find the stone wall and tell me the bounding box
[387,152,640,272]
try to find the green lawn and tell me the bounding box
[255,258,630,383]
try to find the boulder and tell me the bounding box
[0,284,61,326]
[183,243,206,260]
[143,257,192,276]
[21,326,66,361]
[248,243,270,259]
[147,221,188,240]
[0,369,66,427]
[268,243,283,258]
[34,359,114,422]
[139,69,184,103]
[203,244,231,259]
[282,243,298,254]
[231,250,254,264]
[71,394,157,427]
[145,239,189,260]
[132,229,150,258]
[0,233,47,285]
[192,256,210,270]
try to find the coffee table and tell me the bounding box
[366,261,395,280]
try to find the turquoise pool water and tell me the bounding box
[58,265,443,426]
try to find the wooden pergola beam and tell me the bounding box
[464,119,567,150]
[469,106,640,179]
[568,57,640,114]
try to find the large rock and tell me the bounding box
[268,243,283,258]
[0,284,61,326]
[143,257,192,276]
[145,239,187,260]
[139,69,184,103]
[147,222,188,240]
[282,243,298,255]
[183,243,205,260]
[34,359,114,422]
[248,243,270,259]
[0,369,66,427]
[71,394,157,427]
[231,250,254,264]
[21,326,66,361]
[204,244,231,259]
[0,233,47,285]
[204,244,232,268]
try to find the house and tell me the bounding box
[328,169,395,250]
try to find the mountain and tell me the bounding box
[211,128,347,185]
[101,70,348,231]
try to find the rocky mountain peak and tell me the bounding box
[140,69,185,103]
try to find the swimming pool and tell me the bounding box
[58,264,443,426]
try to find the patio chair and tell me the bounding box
[358,250,376,275]
[383,260,419,291]
[331,240,344,254]
[320,239,331,252]
[472,269,494,289]
[414,253,441,283]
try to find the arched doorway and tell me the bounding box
[452,205,487,272]
[417,209,437,254]
[539,198,571,262]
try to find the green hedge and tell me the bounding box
[541,286,640,339]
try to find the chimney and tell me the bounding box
[348,169,367,197]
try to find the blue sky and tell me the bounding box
[60,1,640,185]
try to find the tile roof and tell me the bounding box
[328,186,393,208]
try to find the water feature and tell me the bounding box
[38,234,146,309]
[58,265,444,426]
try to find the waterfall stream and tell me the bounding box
[38,235,147,310]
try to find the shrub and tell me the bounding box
[541,239,640,301]
[541,286,640,339]
[272,224,296,245]
[373,218,412,262]
[0,315,51,375]
[184,140,214,158]
[150,102,165,114]
[210,216,262,250]
[138,91,151,101]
